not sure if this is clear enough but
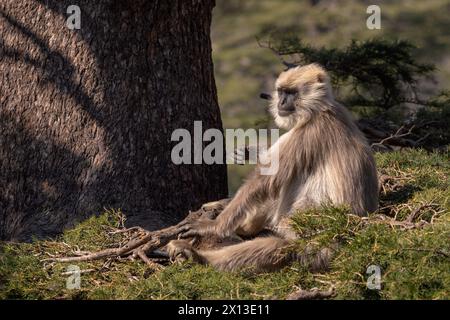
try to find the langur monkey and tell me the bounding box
[167,64,379,272]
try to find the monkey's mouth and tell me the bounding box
[278,110,294,117]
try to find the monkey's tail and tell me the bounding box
[197,236,336,273]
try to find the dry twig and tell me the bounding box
[371,125,416,149]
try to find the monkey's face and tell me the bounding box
[270,63,332,130]
[276,88,297,117]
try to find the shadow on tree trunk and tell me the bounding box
[0,0,227,241]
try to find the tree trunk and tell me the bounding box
[0,0,228,241]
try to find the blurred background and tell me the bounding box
[210,0,450,193]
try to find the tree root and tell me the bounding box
[42,198,231,270]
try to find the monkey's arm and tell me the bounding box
[214,174,271,236]
[181,150,295,238]
[180,173,271,238]
[180,131,299,238]
[232,145,268,165]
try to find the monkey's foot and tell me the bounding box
[166,240,203,264]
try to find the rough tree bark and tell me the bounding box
[0,0,228,241]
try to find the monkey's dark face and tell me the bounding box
[270,64,333,130]
[277,88,297,117]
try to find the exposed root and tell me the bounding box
[42,198,231,270]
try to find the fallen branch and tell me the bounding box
[365,203,437,230]
[371,125,416,149]
[357,120,435,152]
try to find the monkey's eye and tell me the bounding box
[284,89,297,95]
[278,88,297,96]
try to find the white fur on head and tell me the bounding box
[270,63,334,130]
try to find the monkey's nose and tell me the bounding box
[279,102,295,112]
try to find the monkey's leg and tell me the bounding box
[201,237,293,272]
[203,238,336,273]
[167,237,335,273]
[166,239,205,264]
[167,237,292,272]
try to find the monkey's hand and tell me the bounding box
[179,218,218,239]
[230,145,265,165]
